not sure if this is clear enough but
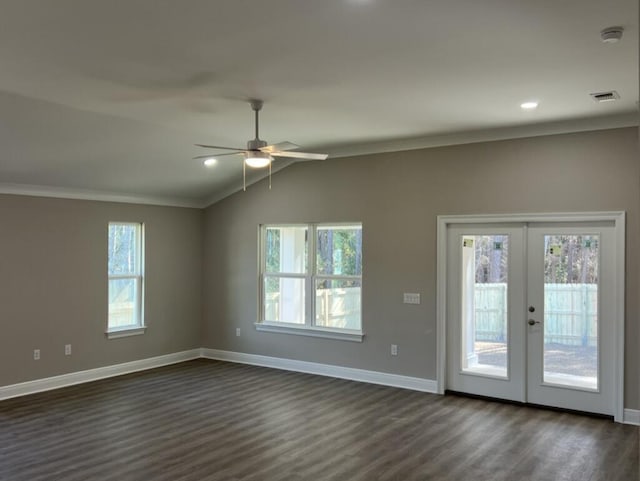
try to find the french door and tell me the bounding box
[446,220,619,416]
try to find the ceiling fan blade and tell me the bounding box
[195,144,245,151]
[193,152,242,160]
[260,141,300,153]
[271,151,328,161]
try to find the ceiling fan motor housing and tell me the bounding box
[247,139,268,150]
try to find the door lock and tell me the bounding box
[528,319,541,326]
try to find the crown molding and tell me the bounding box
[1,114,636,209]
[0,183,203,208]
[202,113,638,207]
[321,112,639,159]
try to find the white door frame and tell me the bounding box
[436,211,625,422]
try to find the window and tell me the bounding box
[107,222,144,338]
[258,223,363,341]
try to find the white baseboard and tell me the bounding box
[201,348,438,393]
[0,349,201,401]
[623,409,640,425]
[1,347,634,426]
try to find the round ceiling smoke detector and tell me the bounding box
[601,26,624,43]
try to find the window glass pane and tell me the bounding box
[316,226,362,276]
[265,226,307,274]
[315,279,361,330]
[108,224,139,275]
[461,235,509,378]
[543,235,598,390]
[264,277,305,324]
[108,278,138,327]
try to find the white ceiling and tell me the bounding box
[0,0,637,207]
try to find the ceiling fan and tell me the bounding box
[194,100,328,189]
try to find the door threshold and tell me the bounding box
[445,390,614,421]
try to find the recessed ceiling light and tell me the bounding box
[203,158,217,167]
[520,101,539,110]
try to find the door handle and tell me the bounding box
[528,319,541,326]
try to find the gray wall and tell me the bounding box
[0,195,203,387]
[1,127,637,410]
[202,127,639,409]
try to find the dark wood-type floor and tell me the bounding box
[0,359,637,481]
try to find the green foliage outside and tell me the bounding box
[544,235,598,284]
[472,234,598,285]
[316,227,362,278]
[264,226,363,292]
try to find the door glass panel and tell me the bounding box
[543,235,598,390]
[461,235,509,378]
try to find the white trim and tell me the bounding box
[1,122,636,210]
[437,211,625,225]
[613,213,626,424]
[436,215,448,395]
[623,409,640,426]
[322,114,638,160]
[1,347,633,423]
[255,322,364,342]
[201,348,437,393]
[105,326,147,339]
[436,211,626,422]
[0,183,203,209]
[0,349,201,401]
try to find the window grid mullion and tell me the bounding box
[263,273,307,279]
[315,275,361,281]
[108,274,141,280]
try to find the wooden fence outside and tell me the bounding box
[475,283,598,346]
[266,287,361,330]
[474,283,598,346]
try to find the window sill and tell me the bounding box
[254,322,364,342]
[105,326,147,339]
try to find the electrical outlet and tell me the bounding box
[391,344,398,356]
[33,349,40,361]
[65,344,72,356]
[236,328,241,337]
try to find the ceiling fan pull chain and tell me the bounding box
[269,162,272,190]
[243,161,246,191]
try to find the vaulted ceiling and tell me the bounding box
[0,0,637,206]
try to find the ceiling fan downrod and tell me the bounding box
[251,99,263,140]
[247,99,267,151]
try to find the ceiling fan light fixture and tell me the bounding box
[244,151,272,168]
[203,157,217,167]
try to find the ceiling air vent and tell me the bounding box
[590,91,620,103]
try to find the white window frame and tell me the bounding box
[256,223,364,342]
[106,222,146,339]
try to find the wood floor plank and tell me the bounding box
[0,359,637,481]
